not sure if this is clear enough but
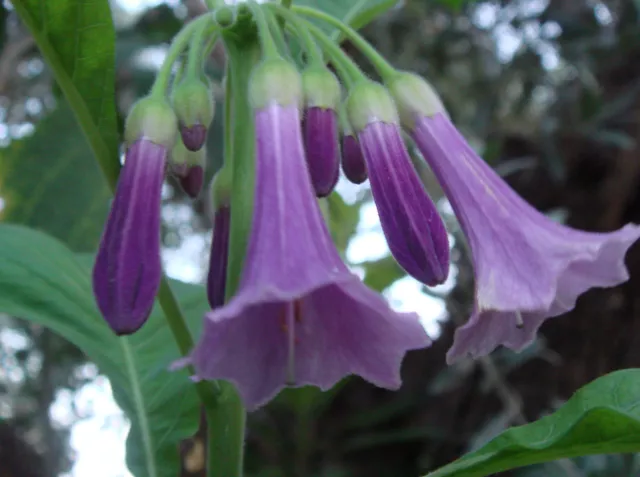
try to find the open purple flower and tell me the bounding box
[346,81,450,286]
[185,60,430,410]
[93,97,176,335]
[388,73,640,362]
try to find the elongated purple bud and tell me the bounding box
[341,133,367,184]
[303,108,340,196]
[94,96,177,335]
[301,67,341,197]
[346,81,450,286]
[206,169,232,309]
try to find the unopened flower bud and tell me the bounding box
[300,67,341,197]
[387,72,446,131]
[206,169,232,309]
[170,139,207,198]
[346,81,450,286]
[124,96,178,148]
[172,78,214,151]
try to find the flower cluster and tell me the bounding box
[92,3,640,410]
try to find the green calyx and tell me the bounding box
[172,78,215,128]
[248,58,302,109]
[211,166,232,210]
[302,66,341,109]
[387,72,446,130]
[124,96,178,148]
[171,138,206,167]
[345,81,399,133]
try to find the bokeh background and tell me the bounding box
[1,0,640,476]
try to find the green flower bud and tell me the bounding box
[301,66,341,109]
[387,72,446,130]
[172,78,215,151]
[124,96,178,148]
[249,58,302,110]
[345,81,399,133]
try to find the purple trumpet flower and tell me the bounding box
[184,60,430,410]
[388,73,640,363]
[346,81,450,286]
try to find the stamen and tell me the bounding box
[515,311,524,329]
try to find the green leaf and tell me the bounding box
[425,369,640,477]
[12,0,121,186]
[0,104,110,251]
[294,0,399,36]
[0,224,208,477]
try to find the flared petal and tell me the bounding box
[412,113,640,360]
[187,104,430,409]
[358,121,450,286]
[92,139,165,335]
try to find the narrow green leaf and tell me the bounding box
[11,0,120,185]
[0,224,208,477]
[425,369,640,477]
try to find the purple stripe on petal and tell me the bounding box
[358,121,450,286]
[93,138,165,335]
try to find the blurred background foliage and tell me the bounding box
[1,0,640,476]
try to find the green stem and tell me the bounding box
[202,36,260,477]
[293,5,397,82]
[157,280,220,401]
[264,7,290,58]
[299,19,365,87]
[247,2,280,59]
[186,20,212,77]
[267,3,323,65]
[282,0,293,8]
[150,13,213,97]
[205,383,246,477]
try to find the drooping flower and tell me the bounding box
[301,66,341,197]
[172,78,214,151]
[185,59,430,410]
[388,72,640,362]
[346,81,450,286]
[93,97,177,335]
[206,169,232,309]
